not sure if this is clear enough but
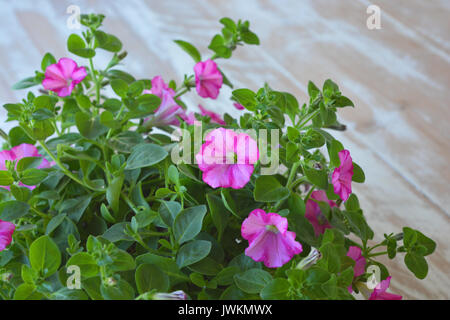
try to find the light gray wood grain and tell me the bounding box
[0,0,448,299]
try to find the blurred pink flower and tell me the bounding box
[0,220,15,251]
[198,104,226,125]
[42,58,87,97]
[147,75,175,98]
[233,102,245,110]
[180,112,196,125]
[0,144,52,190]
[369,276,403,300]
[144,91,184,127]
[195,128,258,189]
[194,59,223,99]
[305,190,336,236]
[331,149,354,201]
[241,209,303,268]
[347,246,366,292]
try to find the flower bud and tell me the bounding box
[296,247,321,270]
[152,290,188,300]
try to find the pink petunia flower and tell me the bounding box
[305,190,336,236]
[42,58,87,97]
[0,220,15,251]
[347,246,366,292]
[198,104,226,125]
[331,149,354,202]
[241,209,303,268]
[369,276,403,300]
[233,102,245,110]
[0,144,52,190]
[195,128,259,189]
[147,75,175,99]
[143,90,184,127]
[194,59,223,99]
[180,111,196,125]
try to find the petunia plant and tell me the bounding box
[0,13,436,300]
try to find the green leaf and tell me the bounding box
[100,279,135,300]
[158,200,182,227]
[20,168,48,186]
[135,264,169,294]
[94,30,123,52]
[174,40,201,62]
[173,205,207,244]
[10,185,31,202]
[66,252,99,278]
[206,193,230,241]
[405,252,428,279]
[12,77,39,90]
[241,31,260,45]
[125,143,168,170]
[67,34,95,58]
[303,165,328,189]
[109,249,136,272]
[60,195,92,223]
[45,213,67,234]
[29,235,61,278]
[415,230,436,256]
[260,278,290,300]
[176,240,211,268]
[327,139,344,168]
[0,200,30,221]
[16,156,43,172]
[110,79,129,97]
[403,227,418,249]
[308,81,320,100]
[108,131,144,153]
[254,175,290,202]
[13,283,43,300]
[232,89,257,111]
[75,112,108,139]
[352,162,365,183]
[234,268,272,294]
[31,119,55,140]
[0,171,13,186]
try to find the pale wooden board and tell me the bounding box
[0,0,449,299]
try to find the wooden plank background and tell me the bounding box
[0,0,448,299]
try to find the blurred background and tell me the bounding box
[0,0,449,299]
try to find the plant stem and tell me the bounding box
[272,161,301,212]
[89,57,100,107]
[38,140,103,192]
[298,109,320,129]
[368,251,388,258]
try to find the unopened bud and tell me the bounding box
[153,290,188,300]
[296,247,321,270]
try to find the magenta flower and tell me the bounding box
[305,190,336,236]
[241,209,303,268]
[369,276,403,300]
[194,59,223,99]
[0,144,52,190]
[347,246,366,292]
[233,102,245,110]
[180,111,196,125]
[331,149,354,201]
[198,104,226,125]
[143,90,184,127]
[147,75,175,98]
[42,58,87,97]
[0,220,15,251]
[195,128,259,189]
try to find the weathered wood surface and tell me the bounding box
[0,0,448,299]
